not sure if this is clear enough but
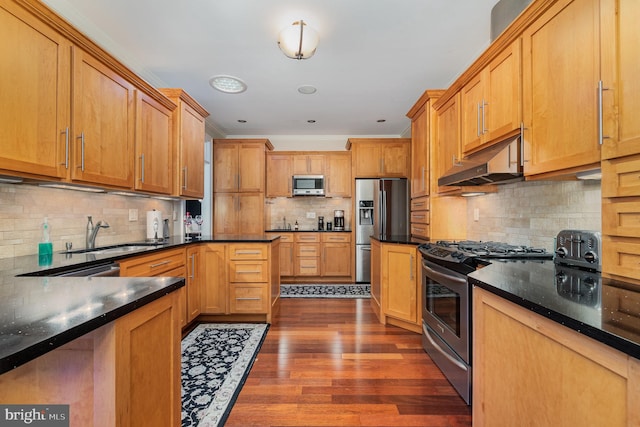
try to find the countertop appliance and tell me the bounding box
[355,178,409,283]
[292,175,325,196]
[418,240,552,404]
[333,210,345,231]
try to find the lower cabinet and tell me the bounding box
[186,246,202,323]
[371,241,421,333]
[201,244,227,314]
[473,287,640,426]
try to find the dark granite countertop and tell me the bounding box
[469,260,640,360]
[370,235,422,245]
[265,229,352,233]
[0,234,279,374]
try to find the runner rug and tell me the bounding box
[181,323,269,427]
[280,283,371,298]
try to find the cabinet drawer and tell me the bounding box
[229,284,268,313]
[602,155,640,198]
[295,233,320,243]
[119,248,185,277]
[296,243,320,257]
[229,260,269,282]
[321,233,351,243]
[411,224,429,239]
[296,258,319,276]
[411,196,429,211]
[603,201,640,238]
[602,236,640,282]
[410,210,429,224]
[276,233,294,242]
[228,244,267,260]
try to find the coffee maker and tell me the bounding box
[333,210,345,231]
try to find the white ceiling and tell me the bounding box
[42,0,499,140]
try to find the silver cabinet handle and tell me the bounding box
[236,297,261,301]
[182,166,188,190]
[140,153,145,183]
[77,132,85,171]
[520,122,528,166]
[237,270,262,274]
[235,250,261,255]
[481,99,488,134]
[598,80,611,145]
[150,260,170,268]
[189,254,195,279]
[477,101,482,137]
[61,127,69,168]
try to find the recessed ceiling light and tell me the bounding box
[377,119,386,123]
[209,75,247,94]
[298,85,317,95]
[237,119,247,123]
[307,120,316,123]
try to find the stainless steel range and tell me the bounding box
[418,240,552,404]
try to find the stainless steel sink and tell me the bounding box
[62,243,161,255]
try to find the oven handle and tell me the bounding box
[423,323,468,371]
[422,261,467,286]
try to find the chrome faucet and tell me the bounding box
[86,216,110,249]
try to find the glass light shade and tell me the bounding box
[278,20,319,60]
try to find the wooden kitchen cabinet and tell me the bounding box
[461,39,521,155]
[228,243,270,314]
[71,48,135,189]
[370,239,382,315]
[0,1,70,180]
[347,138,411,178]
[266,153,292,197]
[410,196,429,240]
[292,154,325,175]
[267,232,294,277]
[435,93,463,194]
[213,139,271,193]
[473,286,639,426]
[134,90,174,195]
[159,88,209,199]
[521,0,603,178]
[320,233,351,277]
[201,244,227,314]
[186,246,202,323]
[325,152,352,197]
[295,233,320,276]
[213,193,264,235]
[381,243,420,333]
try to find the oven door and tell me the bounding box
[421,258,470,363]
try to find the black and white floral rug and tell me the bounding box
[181,323,269,427]
[280,284,371,298]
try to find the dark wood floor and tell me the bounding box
[225,297,471,427]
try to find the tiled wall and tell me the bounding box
[465,180,601,251]
[266,197,352,231]
[0,183,179,259]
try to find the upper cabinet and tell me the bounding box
[347,138,411,178]
[213,139,272,193]
[292,154,325,175]
[160,89,209,199]
[325,152,352,197]
[521,0,603,178]
[461,40,521,155]
[265,153,292,197]
[435,94,463,194]
[134,91,174,195]
[0,1,70,180]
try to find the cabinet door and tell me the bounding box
[292,154,325,175]
[0,4,70,179]
[266,153,292,197]
[72,48,134,188]
[522,0,602,177]
[601,0,640,159]
[411,107,429,197]
[213,143,239,192]
[460,74,484,154]
[238,142,266,192]
[178,102,205,198]
[382,245,418,323]
[280,242,294,276]
[381,141,410,177]
[135,91,173,194]
[370,239,381,307]
[201,244,227,314]
[186,246,201,323]
[353,142,382,177]
[238,194,264,234]
[321,242,351,277]
[325,152,352,197]
[436,93,462,194]
[213,193,237,234]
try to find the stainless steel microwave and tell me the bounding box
[292,175,325,196]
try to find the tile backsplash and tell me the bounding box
[465,180,601,251]
[266,197,352,230]
[0,183,178,259]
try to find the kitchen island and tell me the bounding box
[470,260,640,426]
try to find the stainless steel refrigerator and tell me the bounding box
[355,178,409,283]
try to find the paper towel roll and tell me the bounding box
[146,210,162,240]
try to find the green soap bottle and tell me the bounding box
[38,217,53,266]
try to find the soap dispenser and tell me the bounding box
[38,217,53,266]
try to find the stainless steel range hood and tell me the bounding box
[438,136,523,187]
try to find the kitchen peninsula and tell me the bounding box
[0,234,280,426]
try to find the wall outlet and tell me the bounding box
[129,209,138,221]
[473,208,480,222]
[306,212,316,219]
